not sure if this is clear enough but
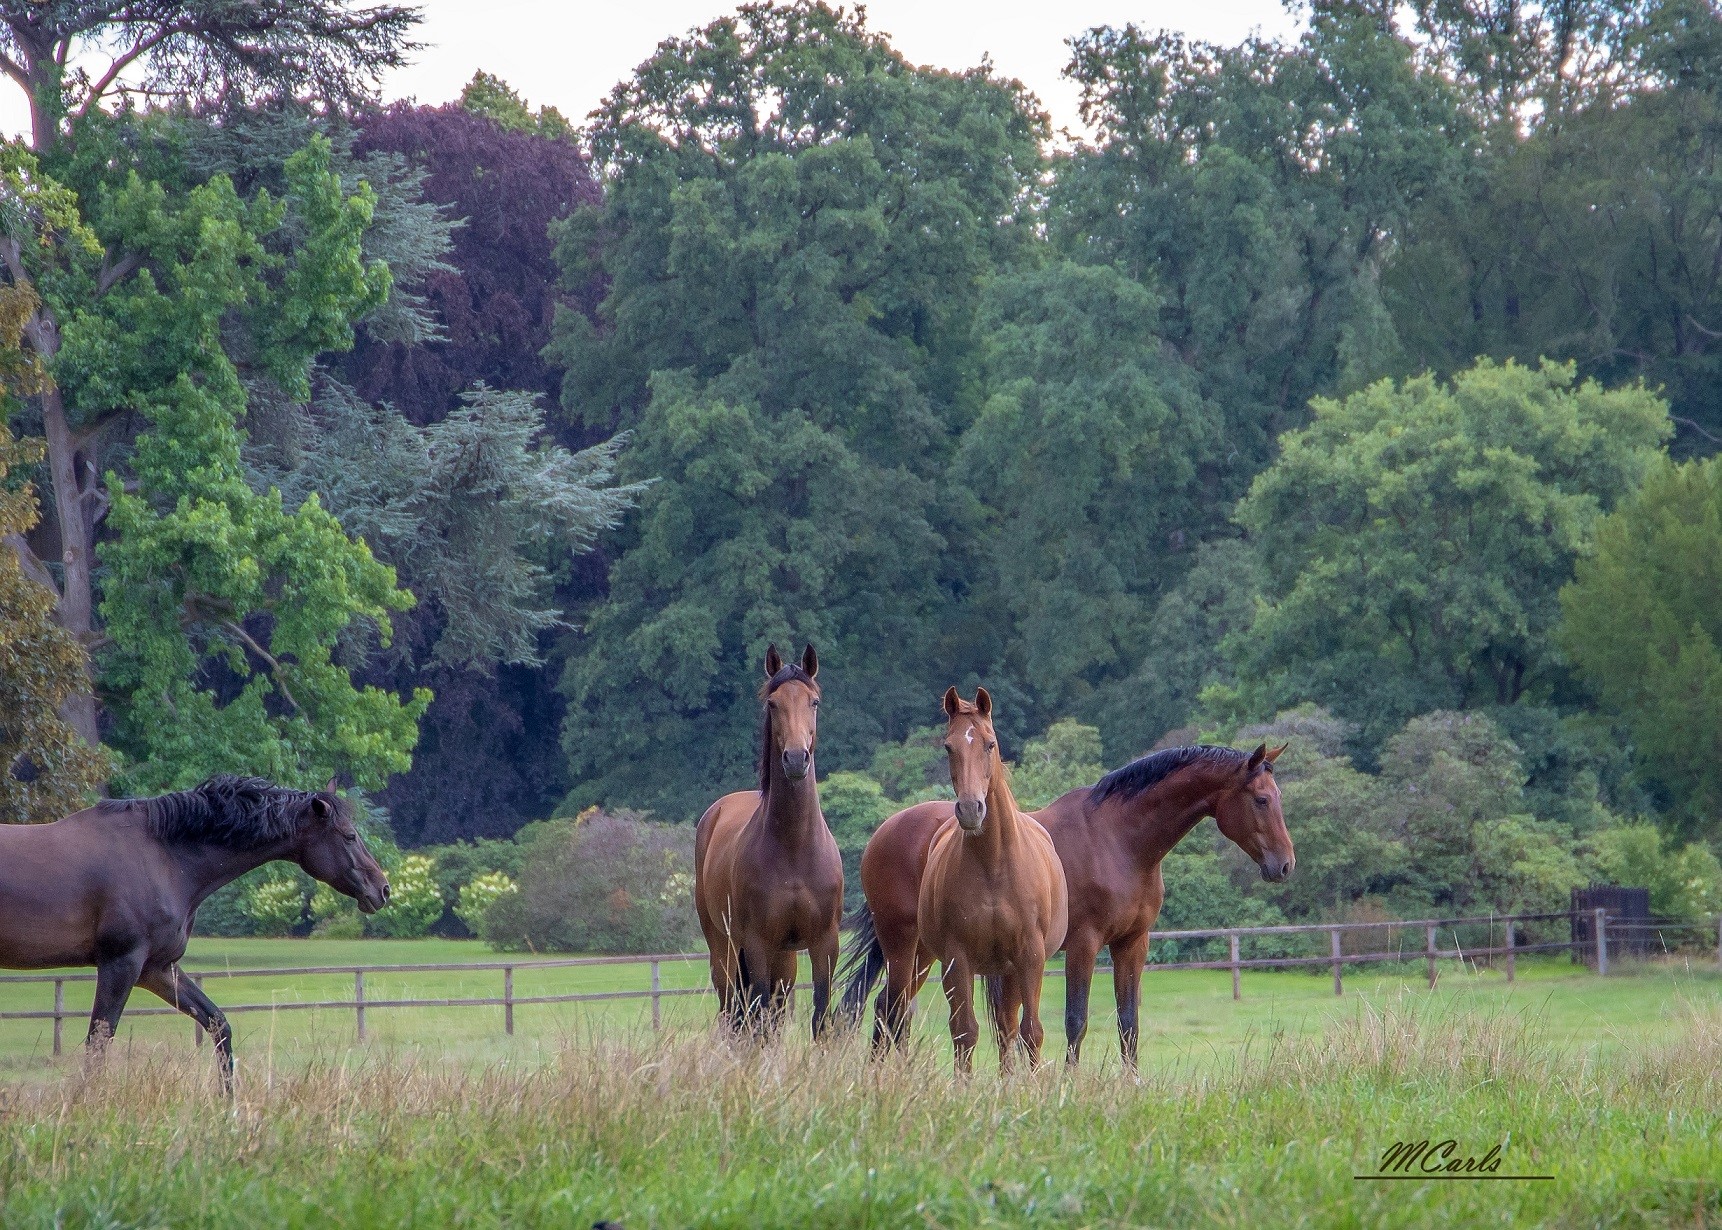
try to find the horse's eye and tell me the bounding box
[811,699,819,709]
[986,741,997,753]
[1255,795,1269,806]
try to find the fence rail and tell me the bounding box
[3,909,1717,1055]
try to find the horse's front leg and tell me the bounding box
[1109,932,1150,1071]
[139,964,233,1092]
[808,928,839,1042]
[940,956,979,1075]
[1020,959,1049,1071]
[765,949,798,1037]
[1062,929,1100,1067]
[85,948,146,1063]
[990,973,1024,1075]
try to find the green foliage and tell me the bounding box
[1586,823,1722,921]
[37,133,433,793]
[243,873,308,937]
[367,854,443,939]
[1234,359,1670,748]
[481,811,700,954]
[961,264,1213,721]
[866,726,951,805]
[1560,455,1722,835]
[459,72,574,140]
[0,413,106,822]
[455,871,518,935]
[1011,719,1105,810]
[310,882,364,939]
[820,771,896,852]
[550,2,1044,817]
[263,382,644,669]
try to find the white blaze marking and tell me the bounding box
[965,727,975,745]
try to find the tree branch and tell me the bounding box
[1672,415,1722,445]
[97,252,141,295]
[218,619,302,714]
[2,532,60,598]
[77,25,184,116]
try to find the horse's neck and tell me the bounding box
[1110,769,1228,870]
[173,838,299,909]
[969,762,1029,870]
[760,764,822,848]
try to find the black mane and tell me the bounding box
[98,775,323,849]
[758,664,818,794]
[1089,745,1252,806]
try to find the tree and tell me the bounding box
[1011,719,1105,809]
[1052,9,1470,481]
[1234,359,1669,749]
[1560,454,1722,832]
[0,369,107,821]
[549,2,1044,817]
[959,263,1216,728]
[1,0,422,754]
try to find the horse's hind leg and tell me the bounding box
[85,948,145,1064]
[139,964,233,1091]
[1062,931,1099,1066]
[1020,964,1048,1071]
[766,948,798,1036]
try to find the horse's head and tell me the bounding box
[942,686,999,834]
[1212,743,1295,882]
[762,643,820,782]
[295,782,391,913]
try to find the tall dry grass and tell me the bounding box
[1,998,1718,1227]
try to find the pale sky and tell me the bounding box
[2,2,1304,143]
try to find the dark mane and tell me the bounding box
[1089,745,1252,806]
[758,664,819,794]
[97,775,325,848]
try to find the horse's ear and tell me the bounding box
[974,687,992,718]
[764,643,783,678]
[1266,743,1288,764]
[310,796,332,818]
[801,643,818,679]
[324,777,339,793]
[942,686,961,717]
[1244,743,1268,776]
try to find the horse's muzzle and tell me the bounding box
[358,881,391,914]
[955,798,986,833]
[782,748,811,780]
[1259,854,1294,883]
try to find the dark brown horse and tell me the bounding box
[843,741,1292,1067]
[694,644,844,1038]
[919,688,1066,1073]
[0,775,390,1086]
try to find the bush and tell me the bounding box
[243,875,307,937]
[1012,718,1104,809]
[455,871,518,933]
[481,810,700,954]
[1587,823,1722,920]
[310,882,364,939]
[367,854,444,938]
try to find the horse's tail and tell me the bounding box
[837,902,885,1024]
[984,975,1007,1036]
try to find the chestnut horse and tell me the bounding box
[694,644,844,1038]
[919,687,1066,1073]
[0,776,390,1088]
[843,741,1291,1067]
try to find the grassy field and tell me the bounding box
[1,940,1719,1226]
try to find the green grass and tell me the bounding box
[2,940,1719,1226]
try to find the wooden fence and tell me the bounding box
[3,909,1717,1055]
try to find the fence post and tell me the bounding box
[193,974,204,1048]
[1595,907,1608,976]
[1425,923,1438,990]
[1331,928,1343,997]
[1229,933,1241,1002]
[355,969,366,1042]
[1505,921,1515,984]
[504,966,514,1037]
[651,959,662,1030]
[52,979,63,1057]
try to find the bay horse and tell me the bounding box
[918,687,1066,1073]
[0,775,390,1087]
[694,644,844,1039]
[843,740,1291,1067]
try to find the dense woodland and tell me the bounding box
[5,0,1722,945]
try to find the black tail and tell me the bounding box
[837,902,886,1024]
[984,975,1007,1036]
